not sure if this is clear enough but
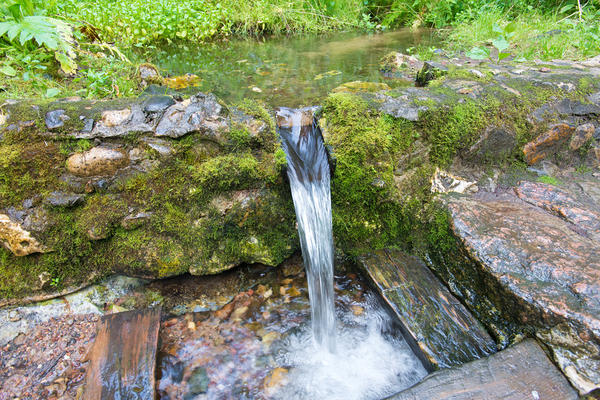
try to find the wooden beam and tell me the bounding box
[83,307,161,400]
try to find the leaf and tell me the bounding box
[45,88,61,98]
[492,37,510,53]
[504,22,517,34]
[55,51,77,74]
[465,46,489,60]
[8,4,23,21]
[560,4,575,14]
[0,65,17,76]
[498,52,511,61]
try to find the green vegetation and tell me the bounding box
[448,6,600,61]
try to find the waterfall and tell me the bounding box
[276,107,336,352]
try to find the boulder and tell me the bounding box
[443,180,600,394]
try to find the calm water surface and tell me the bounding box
[136,29,439,107]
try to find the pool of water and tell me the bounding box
[155,257,428,399]
[134,29,439,107]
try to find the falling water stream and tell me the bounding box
[274,108,427,399]
[276,107,336,352]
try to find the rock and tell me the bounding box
[155,93,227,139]
[332,81,391,94]
[416,61,448,87]
[187,367,209,395]
[210,190,261,215]
[581,55,600,68]
[0,214,48,256]
[121,212,153,230]
[514,181,600,241]
[388,340,578,400]
[358,250,496,369]
[88,105,154,138]
[466,125,516,161]
[45,192,84,208]
[44,110,69,130]
[588,90,600,106]
[380,52,424,74]
[431,168,477,194]
[66,147,128,176]
[570,123,595,150]
[523,123,575,165]
[142,95,175,114]
[445,188,600,394]
[138,63,163,85]
[142,138,174,156]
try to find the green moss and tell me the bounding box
[233,98,278,151]
[322,92,431,253]
[76,194,128,239]
[536,175,562,185]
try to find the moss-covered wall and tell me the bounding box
[0,96,298,303]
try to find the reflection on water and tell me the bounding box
[134,29,439,107]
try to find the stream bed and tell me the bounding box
[0,256,427,399]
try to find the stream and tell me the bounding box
[134,29,439,106]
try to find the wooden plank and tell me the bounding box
[83,307,161,400]
[387,339,578,400]
[357,249,496,369]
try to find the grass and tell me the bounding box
[446,6,600,60]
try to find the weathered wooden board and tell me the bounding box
[357,249,496,369]
[82,307,161,400]
[387,339,578,400]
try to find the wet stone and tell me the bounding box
[66,146,128,177]
[357,249,496,369]
[143,95,176,114]
[445,184,600,394]
[388,339,578,400]
[155,93,226,139]
[44,191,84,208]
[44,109,69,130]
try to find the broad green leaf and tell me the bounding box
[8,4,23,21]
[492,37,509,53]
[0,65,17,76]
[45,88,61,98]
[498,52,511,61]
[466,46,489,60]
[504,22,517,34]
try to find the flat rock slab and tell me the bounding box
[445,179,600,393]
[387,339,578,400]
[357,249,496,369]
[82,307,161,400]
